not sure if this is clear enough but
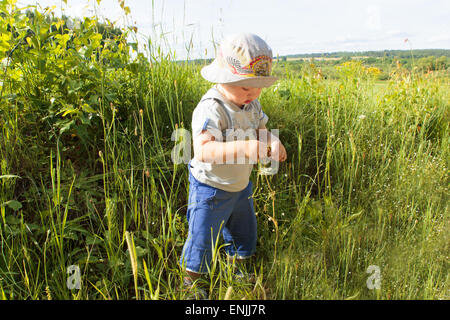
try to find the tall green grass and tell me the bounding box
[257,62,449,299]
[0,2,448,299]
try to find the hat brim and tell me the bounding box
[201,59,278,88]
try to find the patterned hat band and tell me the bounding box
[223,54,273,77]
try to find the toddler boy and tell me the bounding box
[180,33,287,290]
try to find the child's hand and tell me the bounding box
[270,140,287,162]
[256,128,287,162]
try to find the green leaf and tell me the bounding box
[134,246,147,258]
[5,214,21,225]
[2,200,22,211]
[86,235,101,246]
[81,103,96,113]
[61,107,77,117]
[59,119,75,134]
[0,175,21,180]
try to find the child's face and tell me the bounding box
[218,84,262,107]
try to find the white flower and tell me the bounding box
[358,114,366,120]
[273,83,280,92]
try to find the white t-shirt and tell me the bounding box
[189,86,269,192]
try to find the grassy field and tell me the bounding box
[0,3,449,300]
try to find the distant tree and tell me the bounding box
[340,56,351,62]
[416,56,446,72]
[436,56,448,70]
[363,57,377,64]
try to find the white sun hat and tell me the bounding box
[201,33,278,88]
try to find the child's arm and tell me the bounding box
[193,130,269,164]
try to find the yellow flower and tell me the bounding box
[366,67,381,76]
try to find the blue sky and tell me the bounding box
[18,0,450,59]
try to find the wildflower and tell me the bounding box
[45,286,52,300]
[358,114,367,120]
[272,83,280,93]
[366,67,381,77]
